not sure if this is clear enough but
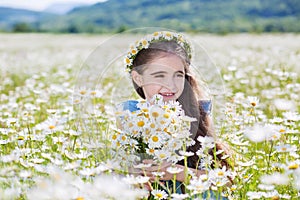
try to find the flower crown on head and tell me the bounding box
[124,31,192,73]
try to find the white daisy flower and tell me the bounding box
[248,96,259,107]
[260,172,289,185]
[166,166,183,174]
[151,189,168,200]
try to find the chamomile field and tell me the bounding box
[0,33,300,199]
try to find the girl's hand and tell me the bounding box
[141,159,176,181]
[142,159,172,171]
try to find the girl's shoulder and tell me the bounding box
[121,100,140,112]
[199,100,212,115]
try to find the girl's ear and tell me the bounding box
[131,71,143,87]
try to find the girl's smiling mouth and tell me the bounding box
[159,92,176,99]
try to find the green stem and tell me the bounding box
[173,174,176,193]
[266,140,274,173]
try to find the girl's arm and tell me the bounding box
[171,164,206,182]
[142,162,206,182]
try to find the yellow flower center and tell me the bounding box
[142,39,148,46]
[80,90,86,95]
[150,123,155,128]
[152,112,159,118]
[152,136,159,142]
[131,49,137,54]
[132,130,138,135]
[76,197,85,200]
[288,163,299,170]
[279,129,285,133]
[160,120,166,125]
[149,149,155,154]
[155,193,163,198]
[272,135,278,139]
[159,153,166,159]
[49,125,56,129]
[271,196,279,200]
[125,57,130,64]
[137,121,145,127]
[217,171,224,176]
[163,113,170,118]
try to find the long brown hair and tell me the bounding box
[131,40,230,169]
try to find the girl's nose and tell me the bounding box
[163,77,177,92]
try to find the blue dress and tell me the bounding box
[122,99,212,115]
[121,100,227,199]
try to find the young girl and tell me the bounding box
[122,31,231,198]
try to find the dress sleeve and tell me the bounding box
[116,100,140,129]
[121,100,140,112]
[199,100,212,115]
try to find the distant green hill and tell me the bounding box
[1,0,300,33]
[0,7,55,32]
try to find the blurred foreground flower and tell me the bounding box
[243,124,279,143]
[260,172,289,185]
[26,166,147,200]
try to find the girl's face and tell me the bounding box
[132,54,186,102]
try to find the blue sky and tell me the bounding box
[0,0,106,11]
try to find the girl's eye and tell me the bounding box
[175,73,184,78]
[154,75,165,78]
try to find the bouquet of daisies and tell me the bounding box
[112,94,196,168]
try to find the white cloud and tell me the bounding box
[0,0,105,11]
